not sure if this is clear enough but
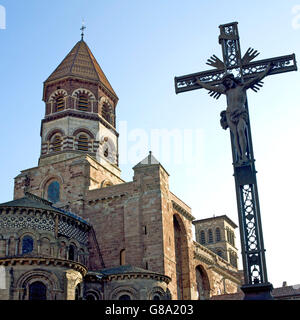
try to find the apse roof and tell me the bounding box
[0,192,89,225]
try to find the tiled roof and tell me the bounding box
[45,40,117,98]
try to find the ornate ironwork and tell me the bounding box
[174,21,297,297]
[175,54,296,94]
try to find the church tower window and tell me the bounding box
[78,94,89,111]
[52,135,62,152]
[77,134,89,151]
[55,95,65,112]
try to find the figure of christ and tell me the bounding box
[195,64,272,164]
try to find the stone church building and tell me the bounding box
[0,38,241,300]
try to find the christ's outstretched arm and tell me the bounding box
[195,79,226,94]
[244,63,273,90]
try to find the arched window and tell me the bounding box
[119,294,131,300]
[208,229,213,243]
[86,293,97,301]
[47,181,60,203]
[29,281,47,300]
[120,249,125,265]
[55,95,65,112]
[22,236,34,254]
[215,228,221,242]
[77,134,89,151]
[52,135,62,152]
[68,244,75,261]
[200,230,206,245]
[78,94,89,111]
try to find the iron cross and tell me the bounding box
[174,22,297,299]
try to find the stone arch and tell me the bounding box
[173,213,191,300]
[72,127,95,139]
[147,286,167,300]
[84,289,102,300]
[109,286,138,300]
[45,128,66,142]
[100,179,114,188]
[48,89,68,102]
[195,265,211,300]
[16,269,61,300]
[71,88,96,100]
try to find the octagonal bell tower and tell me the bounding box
[40,37,120,177]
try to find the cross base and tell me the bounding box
[241,282,274,300]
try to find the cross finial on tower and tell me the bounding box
[80,20,86,41]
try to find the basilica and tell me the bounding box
[0,37,241,300]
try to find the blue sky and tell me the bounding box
[0,0,300,289]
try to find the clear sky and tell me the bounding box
[0,0,299,289]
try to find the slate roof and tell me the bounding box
[45,40,117,99]
[0,192,89,225]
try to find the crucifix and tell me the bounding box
[80,21,86,41]
[175,22,297,299]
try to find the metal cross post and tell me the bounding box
[174,22,297,299]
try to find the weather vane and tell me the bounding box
[80,20,86,40]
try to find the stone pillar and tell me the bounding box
[65,270,82,300]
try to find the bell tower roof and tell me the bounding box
[44,40,117,99]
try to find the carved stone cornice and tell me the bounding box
[172,201,195,221]
[0,257,87,276]
[86,271,171,284]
